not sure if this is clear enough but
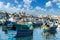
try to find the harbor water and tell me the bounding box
[0,27,60,40]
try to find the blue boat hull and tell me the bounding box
[42,26,57,35]
[48,27,57,34]
[9,23,33,37]
[16,30,33,37]
[7,30,33,37]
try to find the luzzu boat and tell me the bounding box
[7,22,33,37]
[41,25,50,36]
[42,25,57,36]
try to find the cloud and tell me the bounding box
[18,5,22,8]
[24,4,31,10]
[5,7,21,13]
[52,0,60,2]
[0,1,46,15]
[35,6,46,11]
[10,7,20,13]
[5,2,10,8]
[0,1,4,8]
[49,9,55,13]
[23,0,33,10]
[23,6,47,15]
[0,0,58,15]
[56,3,60,5]
[49,8,60,15]
[15,0,18,4]
[45,1,52,7]
[58,5,60,8]
[52,0,60,8]
[0,1,21,13]
[23,0,32,5]
[56,3,60,8]
[35,6,41,10]
[45,0,60,8]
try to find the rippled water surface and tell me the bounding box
[33,28,60,40]
[0,27,60,40]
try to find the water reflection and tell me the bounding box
[16,36,33,40]
[0,27,8,40]
[33,27,60,40]
[1,27,60,40]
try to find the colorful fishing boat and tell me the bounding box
[7,23,33,37]
[41,24,57,36]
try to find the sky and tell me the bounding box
[0,0,60,15]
